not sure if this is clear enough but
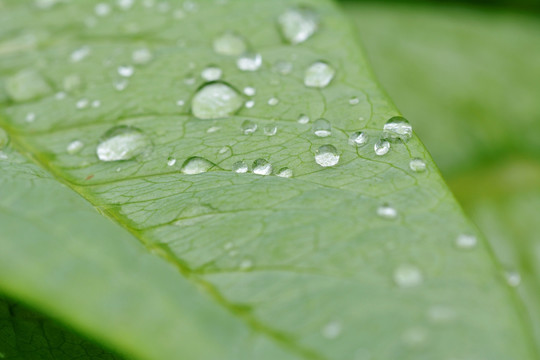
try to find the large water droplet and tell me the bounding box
[213,32,247,56]
[312,118,331,137]
[237,52,262,71]
[321,321,342,339]
[277,7,318,44]
[377,204,397,219]
[253,159,272,175]
[277,167,293,178]
[383,116,413,142]
[181,156,214,174]
[232,160,248,173]
[409,158,426,172]
[374,139,390,156]
[96,126,151,161]
[201,66,222,81]
[66,140,84,154]
[455,234,477,250]
[6,70,52,102]
[315,145,339,167]
[191,82,243,119]
[241,120,257,134]
[394,265,423,288]
[348,131,367,146]
[304,61,335,88]
[0,128,9,149]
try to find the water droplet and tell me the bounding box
[409,158,426,172]
[191,82,243,119]
[349,96,360,105]
[505,270,521,287]
[263,125,277,136]
[55,92,66,100]
[377,204,397,219]
[315,145,339,167]
[304,61,335,88]
[273,60,293,75]
[6,70,52,102]
[118,65,134,77]
[383,116,412,142]
[213,32,247,56]
[455,234,477,250]
[0,128,9,149]
[237,52,262,71]
[348,131,367,146]
[206,126,220,133]
[70,46,90,62]
[201,66,222,81]
[181,156,214,175]
[277,167,293,178]
[96,126,151,162]
[241,120,257,134]
[245,100,255,108]
[184,76,196,85]
[76,98,89,109]
[243,86,256,96]
[232,160,248,173]
[167,157,177,166]
[224,242,234,251]
[91,100,101,108]
[239,259,253,270]
[253,159,272,175]
[176,99,185,106]
[298,114,310,124]
[402,327,427,347]
[277,7,318,44]
[63,74,82,92]
[312,118,331,137]
[25,112,35,123]
[267,97,279,106]
[114,78,129,91]
[394,265,423,288]
[428,306,456,322]
[0,151,8,160]
[218,147,229,154]
[374,139,390,156]
[66,140,84,154]
[117,0,135,11]
[95,3,111,16]
[321,321,342,339]
[132,48,153,64]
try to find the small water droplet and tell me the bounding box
[91,100,101,108]
[118,65,134,77]
[321,321,342,339]
[245,100,255,108]
[201,66,222,81]
[237,52,262,71]
[63,74,82,92]
[402,327,427,347]
[213,32,247,56]
[25,112,35,123]
[55,92,66,100]
[277,7,318,45]
[218,147,229,154]
[304,61,335,88]
[184,76,196,85]
[243,86,256,96]
[394,265,423,288]
[224,242,234,250]
[348,131,367,146]
[455,234,477,250]
[312,118,331,137]
[132,48,153,64]
[263,125,277,136]
[117,0,135,10]
[95,3,111,16]
[70,46,90,62]
[409,158,426,172]
[76,98,89,109]
[349,96,360,105]
[114,78,129,91]
[0,128,9,149]
[241,120,257,134]
[0,151,8,160]
[96,126,151,161]
[374,139,390,156]
[277,167,293,178]
[239,259,253,270]
[167,157,177,166]
[377,204,397,219]
[315,145,339,167]
[67,140,84,154]
[6,70,52,102]
[383,116,412,142]
[206,126,220,133]
[273,60,293,74]
[232,160,248,173]
[181,156,214,174]
[298,114,310,124]
[505,270,521,287]
[428,306,456,322]
[253,158,272,175]
[191,82,243,119]
[267,97,279,106]
[176,99,185,106]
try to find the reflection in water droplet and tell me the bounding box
[267,97,279,106]
[277,167,293,178]
[409,158,426,172]
[455,234,477,250]
[505,270,521,287]
[243,86,256,96]
[67,140,84,154]
[377,204,397,219]
[0,128,9,149]
[264,125,277,136]
[6,70,52,102]
[274,60,293,74]
[237,53,262,71]
[304,61,335,88]
[191,82,243,119]
[321,321,342,339]
[167,157,177,166]
[117,65,134,77]
[277,7,318,44]
[201,66,222,81]
[181,156,214,174]
[241,120,257,134]
[383,116,412,142]
[348,131,367,146]
[253,159,272,175]
[132,48,153,64]
[232,161,248,173]
[315,145,339,167]
[374,139,390,156]
[96,126,151,161]
[312,118,331,137]
[213,32,247,56]
[298,114,310,124]
[394,265,423,288]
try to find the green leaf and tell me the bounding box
[0,1,537,359]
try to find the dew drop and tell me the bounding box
[117,0,135,11]
[239,259,253,270]
[428,306,456,322]
[374,139,390,156]
[312,118,331,137]
[252,159,272,175]
[315,145,339,167]
[232,160,248,173]
[273,60,293,75]
[191,82,243,119]
[0,151,8,160]
[409,158,426,172]
[243,86,256,96]
[505,270,521,287]
[383,116,412,142]
[76,98,89,109]
[114,78,129,91]
[349,96,360,105]
[167,157,177,166]
[176,99,185,106]
[66,140,84,154]
[304,61,335,88]
[213,32,247,56]
[277,167,293,178]
[132,48,153,65]
[70,46,90,62]
[63,74,82,92]
[55,91,66,100]
[241,120,257,134]
[348,131,367,146]
[298,114,310,124]
[455,234,477,250]
[181,156,214,175]
[277,7,318,45]
[0,128,9,149]
[201,66,222,81]
[184,76,196,85]
[321,321,342,339]
[377,204,397,219]
[394,265,423,288]
[96,126,151,162]
[25,112,36,123]
[118,65,134,77]
[206,126,220,133]
[245,100,255,109]
[263,125,277,136]
[91,100,101,108]
[267,97,279,106]
[6,70,52,102]
[237,52,262,71]
[95,3,111,16]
